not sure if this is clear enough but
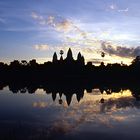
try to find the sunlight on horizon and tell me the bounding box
[0,0,140,65]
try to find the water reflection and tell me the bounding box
[0,82,140,106]
[0,83,140,140]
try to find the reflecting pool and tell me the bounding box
[0,85,140,140]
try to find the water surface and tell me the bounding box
[0,86,140,140]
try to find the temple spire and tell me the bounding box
[66,48,73,61]
[52,52,58,63]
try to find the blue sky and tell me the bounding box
[1,0,140,64]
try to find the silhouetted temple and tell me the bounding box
[0,47,140,85]
[52,48,85,66]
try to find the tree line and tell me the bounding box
[0,48,140,84]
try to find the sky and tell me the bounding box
[1,0,140,64]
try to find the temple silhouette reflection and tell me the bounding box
[1,81,140,106]
[0,48,140,107]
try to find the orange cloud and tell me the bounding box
[33,101,48,108]
[34,44,49,51]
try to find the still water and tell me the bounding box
[0,86,140,140]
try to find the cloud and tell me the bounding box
[31,11,88,40]
[101,96,140,112]
[33,101,48,108]
[118,8,129,12]
[31,11,136,65]
[31,12,72,32]
[46,15,85,34]
[31,12,47,25]
[55,20,74,33]
[81,47,99,54]
[87,58,108,64]
[101,42,140,58]
[31,12,44,20]
[36,57,52,64]
[109,4,117,10]
[47,16,55,26]
[108,4,129,13]
[33,44,76,52]
[34,44,49,51]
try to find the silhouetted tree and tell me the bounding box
[0,47,140,86]
[59,50,64,62]
[29,59,38,66]
[21,60,28,66]
[10,60,20,67]
[0,62,5,69]
[101,52,105,58]
[60,50,64,57]
[131,56,140,66]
